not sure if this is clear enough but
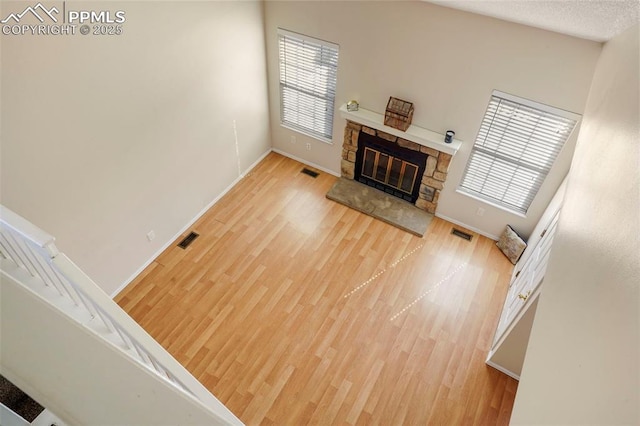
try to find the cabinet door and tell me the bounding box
[509,178,567,283]
[493,209,561,345]
[530,210,561,290]
[495,252,535,342]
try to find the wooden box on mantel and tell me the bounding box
[384,97,414,131]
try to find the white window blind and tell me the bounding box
[459,91,579,215]
[278,28,339,142]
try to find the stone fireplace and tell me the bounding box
[341,119,455,214]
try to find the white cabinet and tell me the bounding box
[493,209,561,345]
[487,178,566,379]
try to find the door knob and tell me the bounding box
[518,290,531,301]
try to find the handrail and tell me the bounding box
[0,211,86,310]
[51,252,196,397]
[0,206,58,256]
[0,205,241,425]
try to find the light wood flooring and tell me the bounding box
[116,152,518,425]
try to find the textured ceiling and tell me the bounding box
[426,0,640,42]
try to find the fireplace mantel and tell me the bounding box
[339,104,461,156]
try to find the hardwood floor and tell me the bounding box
[116,152,518,425]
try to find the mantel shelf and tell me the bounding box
[339,104,462,156]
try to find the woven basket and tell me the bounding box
[384,97,414,131]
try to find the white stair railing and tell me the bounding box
[0,205,242,425]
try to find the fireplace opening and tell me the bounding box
[355,132,427,203]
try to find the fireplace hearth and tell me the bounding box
[341,119,454,214]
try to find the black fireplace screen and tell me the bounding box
[361,147,419,194]
[355,132,427,203]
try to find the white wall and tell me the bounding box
[0,1,271,295]
[511,24,639,424]
[264,1,601,239]
[488,296,539,379]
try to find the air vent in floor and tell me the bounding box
[451,228,473,241]
[178,231,199,249]
[301,168,319,178]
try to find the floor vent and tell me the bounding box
[301,168,319,178]
[178,232,199,249]
[452,228,473,241]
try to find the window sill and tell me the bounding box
[281,123,334,145]
[456,188,528,218]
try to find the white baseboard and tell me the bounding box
[272,150,498,241]
[435,213,500,241]
[112,148,496,298]
[271,148,340,177]
[110,149,272,298]
[485,359,520,381]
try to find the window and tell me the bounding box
[278,28,339,143]
[459,91,579,215]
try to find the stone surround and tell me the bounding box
[341,120,453,214]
